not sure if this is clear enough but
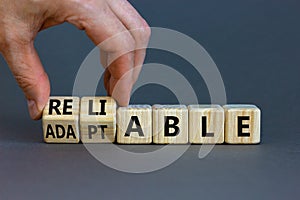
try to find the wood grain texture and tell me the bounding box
[42,97,80,143]
[117,105,152,144]
[189,105,224,144]
[223,104,261,144]
[153,105,188,144]
[80,97,116,143]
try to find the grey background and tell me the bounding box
[0,0,299,199]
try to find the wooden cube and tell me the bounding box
[42,97,80,143]
[153,105,188,144]
[117,105,152,144]
[224,104,261,144]
[189,105,224,144]
[80,97,116,143]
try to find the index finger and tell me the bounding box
[64,2,136,106]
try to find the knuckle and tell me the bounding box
[132,21,151,46]
[73,0,96,10]
[14,70,47,93]
[71,0,103,17]
[0,30,31,52]
[141,20,151,39]
[64,0,99,25]
[14,73,36,92]
[102,32,135,53]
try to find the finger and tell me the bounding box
[100,49,108,68]
[64,2,135,106]
[107,54,134,106]
[107,0,151,83]
[132,51,146,83]
[110,75,132,106]
[101,49,110,92]
[100,49,111,94]
[1,41,50,120]
[103,68,111,92]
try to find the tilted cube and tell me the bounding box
[80,97,116,143]
[43,97,80,143]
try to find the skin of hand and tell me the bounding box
[0,0,151,120]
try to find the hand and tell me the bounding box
[0,0,151,120]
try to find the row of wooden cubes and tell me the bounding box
[43,97,261,144]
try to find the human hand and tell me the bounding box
[0,0,150,120]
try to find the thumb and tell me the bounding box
[2,41,50,120]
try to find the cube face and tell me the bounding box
[153,105,188,144]
[189,105,224,144]
[117,105,152,144]
[42,97,80,143]
[80,97,116,143]
[224,105,261,144]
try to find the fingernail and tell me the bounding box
[27,99,42,120]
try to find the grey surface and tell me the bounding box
[0,0,300,199]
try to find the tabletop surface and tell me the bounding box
[0,0,299,199]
